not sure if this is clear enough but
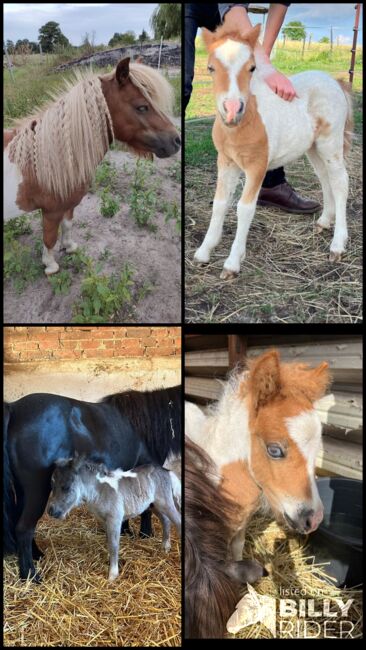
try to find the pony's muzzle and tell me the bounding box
[47,504,63,519]
[144,131,181,158]
[285,505,324,534]
[223,99,244,125]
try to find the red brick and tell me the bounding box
[19,351,53,361]
[53,349,83,360]
[13,341,40,351]
[83,349,115,359]
[143,337,158,347]
[59,330,93,340]
[88,328,115,339]
[46,326,66,332]
[38,340,62,350]
[125,328,151,338]
[146,346,175,357]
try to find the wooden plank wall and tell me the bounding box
[185,335,362,479]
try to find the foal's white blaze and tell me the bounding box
[96,468,137,493]
[3,148,24,221]
[285,410,323,521]
[215,40,251,121]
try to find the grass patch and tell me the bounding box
[185,120,216,166]
[72,261,134,323]
[4,239,43,293]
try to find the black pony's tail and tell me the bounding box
[3,403,18,555]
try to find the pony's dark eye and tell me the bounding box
[207,65,215,73]
[250,65,256,73]
[137,105,148,112]
[267,444,284,459]
[62,486,70,493]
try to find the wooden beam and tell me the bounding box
[228,335,247,371]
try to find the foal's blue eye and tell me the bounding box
[137,105,148,112]
[267,444,284,459]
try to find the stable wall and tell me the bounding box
[4,326,181,402]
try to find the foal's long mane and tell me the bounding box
[185,439,242,639]
[101,385,181,464]
[7,63,174,202]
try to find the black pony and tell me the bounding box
[4,385,181,582]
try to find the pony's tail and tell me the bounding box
[3,403,19,555]
[337,79,354,157]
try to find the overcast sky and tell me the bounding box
[271,3,362,45]
[4,3,159,45]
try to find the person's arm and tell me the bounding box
[221,3,298,102]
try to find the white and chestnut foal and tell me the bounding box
[194,24,353,279]
[185,349,330,561]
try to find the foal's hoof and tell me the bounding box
[194,250,210,265]
[220,268,238,280]
[329,251,342,262]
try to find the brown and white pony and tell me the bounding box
[194,24,353,279]
[185,349,331,566]
[185,439,266,639]
[4,58,180,274]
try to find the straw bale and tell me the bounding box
[4,507,181,646]
[228,511,362,639]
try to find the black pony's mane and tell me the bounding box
[101,385,181,464]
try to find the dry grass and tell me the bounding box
[229,511,362,639]
[185,95,362,323]
[4,508,181,646]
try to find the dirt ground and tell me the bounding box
[4,129,181,324]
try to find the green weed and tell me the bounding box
[163,200,181,232]
[129,159,158,231]
[99,187,120,218]
[4,239,43,293]
[48,270,72,295]
[72,262,134,323]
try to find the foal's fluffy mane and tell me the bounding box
[8,62,174,201]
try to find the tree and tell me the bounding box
[38,21,70,52]
[108,31,136,47]
[319,36,330,44]
[282,21,306,41]
[150,4,181,39]
[5,39,15,53]
[139,29,149,44]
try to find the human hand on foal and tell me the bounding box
[264,69,298,102]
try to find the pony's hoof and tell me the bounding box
[194,250,210,265]
[314,223,324,234]
[44,262,60,275]
[220,268,238,280]
[65,242,78,253]
[329,251,342,262]
[163,542,171,553]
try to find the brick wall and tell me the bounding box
[4,326,181,363]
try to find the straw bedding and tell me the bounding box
[230,511,362,639]
[4,507,181,647]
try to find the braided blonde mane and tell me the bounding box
[8,63,173,202]
[8,71,114,201]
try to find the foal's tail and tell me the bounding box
[337,79,354,157]
[3,403,19,555]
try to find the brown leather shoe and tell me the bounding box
[257,181,321,214]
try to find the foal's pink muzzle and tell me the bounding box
[223,99,244,124]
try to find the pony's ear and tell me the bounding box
[247,349,281,412]
[201,27,216,52]
[244,23,261,49]
[303,362,331,402]
[116,57,130,86]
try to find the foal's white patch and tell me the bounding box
[169,471,181,507]
[285,410,323,508]
[96,468,137,493]
[3,148,24,221]
[215,40,251,99]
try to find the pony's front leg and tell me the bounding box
[106,515,123,581]
[194,155,241,264]
[60,209,78,253]
[42,212,62,275]
[221,167,265,280]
